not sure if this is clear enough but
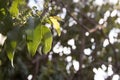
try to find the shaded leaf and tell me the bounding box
[6,27,22,67]
[49,16,61,36]
[6,41,17,67]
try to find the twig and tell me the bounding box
[55,0,119,74]
[32,54,40,80]
[57,0,90,32]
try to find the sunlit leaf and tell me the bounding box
[26,24,42,56]
[9,0,19,17]
[52,16,63,21]
[49,16,61,36]
[41,26,53,54]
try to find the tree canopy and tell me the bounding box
[0,0,120,80]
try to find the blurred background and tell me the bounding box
[1,0,120,80]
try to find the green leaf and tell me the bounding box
[52,16,63,21]
[0,8,6,16]
[49,16,61,36]
[26,24,42,56]
[9,0,19,17]
[6,41,17,67]
[6,27,22,67]
[42,26,53,54]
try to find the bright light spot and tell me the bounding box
[93,65,110,80]
[103,22,108,27]
[48,54,52,61]
[84,48,92,56]
[0,34,7,45]
[94,0,104,6]
[108,57,112,62]
[69,18,77,27]
[87,12,95,18]
[45,23,51,28]
[103,39,109,47]
[87,12,91,17]
[111,10,118,17]
[53,42,63,53]
[59,52,63,56]
[92,44,95,49]
[104,10,110,21]
[66,56,72,62]
[97,51,101,55]
[36,0,44,10]
[85,32,89,36]
[27,74,33,80]
[99,18,104,24]
[74,8,79,12]
[63,47,71,55]
[88,56,92,63]
[107,65,113,76]
[68,39,75,46]
[93,68,98,73]
[72,45,76,50]
[109,0,118,5]
[66,62,72,73]
[104,10,110,18]
[91,38,95,43]
[101,64,107,71]
[115,49,119,52]
[67,39,76,49]
[115,17,120,24]
[57,8,67,19]
[28,0,44,11]
[63,29,67,34]
[48,7,52,10]
[112,74,120,80]
[28,0,37,8]
[73,0,79,3]
[93,64,114,80]
[117,11,120,17]
[91,12,95,18]
[53,42,72,55]
[94,67,108,80]
[109,28,120,44]
[73,60,79,71]
[82,64,85,68]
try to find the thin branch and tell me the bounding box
[32,54,40,80]
[57,0,90,32]
[56,0,119,74]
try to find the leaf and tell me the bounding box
[26,24,53,55]
[49,16,61,36]
[26,24,42,56]
[0,8,6,15]
[52,16,63,21]
[6,41,17,67]
[41,26,53,54]
[6,27,21,67]
[9,0,19,17]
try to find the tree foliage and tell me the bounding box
[0,0,120,80]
